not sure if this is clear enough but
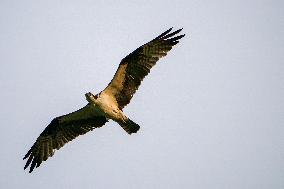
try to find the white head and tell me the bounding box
[85,92,98,103]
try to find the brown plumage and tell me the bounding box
[24,105,107,173]
[104,28,185,109]
[24,28,185,173]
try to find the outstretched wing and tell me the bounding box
[23,104,107,173]
[103,28,185,109]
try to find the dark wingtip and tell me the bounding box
[167,27,174,32]
[173,34,186,41]
[155,27,173,40]
[23,149,32,160]
[176,28,183,33]
[24,156,32,170]
[155,28,185,44]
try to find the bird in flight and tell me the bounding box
[23,27,185,173]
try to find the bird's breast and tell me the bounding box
[95,93,123,121]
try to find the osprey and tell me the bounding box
[24,28,185,173]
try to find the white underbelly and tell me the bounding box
[94,94,125,121]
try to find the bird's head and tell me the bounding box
[85,92,98,103]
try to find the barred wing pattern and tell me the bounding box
[104,28,185,109]
[23,28,185,173]
[23,105,107,173]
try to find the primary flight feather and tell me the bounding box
[23,27,185,173]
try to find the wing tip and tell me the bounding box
[155,27,173,40]
[156,27,185,41]
[23,149,32,160]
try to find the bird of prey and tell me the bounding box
[23,27,185,173]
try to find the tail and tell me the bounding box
[118,118,140,135]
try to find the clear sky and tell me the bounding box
[0,0,283,188]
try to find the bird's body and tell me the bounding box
[24,28,185,172]
[86,91,141,134]
[86,92,127,126]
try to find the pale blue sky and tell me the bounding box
[0,1,283,189]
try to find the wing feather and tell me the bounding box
[23,105,107,173]
[103,28,185,109]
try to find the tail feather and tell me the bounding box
[119,119,140,134]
